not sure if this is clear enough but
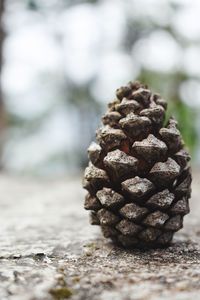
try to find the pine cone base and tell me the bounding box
[83,81,192,248]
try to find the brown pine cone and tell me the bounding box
[83,81,192,248]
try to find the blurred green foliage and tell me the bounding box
[138,69,198,155]
[168,101,197,155]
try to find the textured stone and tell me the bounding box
[0,175,199,300]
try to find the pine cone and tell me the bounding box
[83,81,192,248]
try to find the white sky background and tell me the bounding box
[1,0,200,174]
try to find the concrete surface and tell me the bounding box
[0,172,199,300]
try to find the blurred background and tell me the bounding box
[0,0,199,176]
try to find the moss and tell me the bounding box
[49,268,73,300]
[84,242,96,248]
[72,276,80,283]
[83,242,100,257]
[84,242,99,250]
[49,287,73,300]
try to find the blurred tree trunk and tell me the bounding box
[0,0,5,125]
[0,0,5,166]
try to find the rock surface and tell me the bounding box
[0,172,199,300]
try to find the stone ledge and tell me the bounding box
[0,173,199,300]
